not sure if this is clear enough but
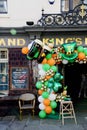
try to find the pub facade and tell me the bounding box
[0,0,87,111]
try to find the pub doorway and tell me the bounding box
[64,63,87,111]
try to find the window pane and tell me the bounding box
[73,0,80,9]
[0,49,8,91]
[61,0,69,12]
[0,50,8,59]
[0,0,7,13]
[84,0,87,4]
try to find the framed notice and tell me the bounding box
[10,67,28,90]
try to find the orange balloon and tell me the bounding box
[52,53,57,58]
[47,58,56,66]
[45,75,51,80]
[45,106,52,114]
[21,47,29,54]
[41,58,47,64]
[38,89,43,95]
[43,99,50,106]
[78,52,85,60]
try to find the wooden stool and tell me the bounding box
[60,100,77,125]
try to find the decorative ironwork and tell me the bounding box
[37,1,87,26]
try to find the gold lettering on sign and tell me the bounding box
[42,38,55,46]
[42,38,49,44]
[8,39,16,46]
[85,38,87,45]
[17,39,26,46]
[0,39,6,46]
[56,38,64,45]
[76,38,82,45]
[65,38,73,43]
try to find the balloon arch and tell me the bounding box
[22,39,87,119]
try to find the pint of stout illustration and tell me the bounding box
[37,45,52,63]
[28,39,43,59]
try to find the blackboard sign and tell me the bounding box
[10,67,28,89]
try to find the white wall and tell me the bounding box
[0,0,60,27]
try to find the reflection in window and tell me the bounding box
[84,0,87,4]
[0,0,7,13]
[0,49,8,92]
[73,0,80,9]
[61,0,69,12]
[0,50,7,59]
[61,0,81,12]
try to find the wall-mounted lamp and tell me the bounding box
[48,0,55,5]
[26,21,34,26]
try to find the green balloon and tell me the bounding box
[44,81,48,86]
[54,73,61,81]
[10,29,17,35]
[50,101,57,109]
[51,66,58,72]
[48,77,54,83]
[48,82,54,88]
[77,46,84,52]
[53,84,59,92]
[51,110,56,115]
[53,82,62,92]
[39,110,46,119]
[36,81,42,89]
[42,64,50,71]
[60,75,63,80]
[46,53,52,60]
[42,92,49,98]
[84,48,87,56]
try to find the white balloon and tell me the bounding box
[38,64,43,70]
[38,96,44,102]
[39,70,46,76]
[39,103,46,110]
[62,59,68,64]
[49,94,56,101]
[28,41,33,49]
[79,61,83,64]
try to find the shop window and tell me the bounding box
[0,0,7,13]
[0,49,9,94]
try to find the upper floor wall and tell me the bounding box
[0,0,87,27]
[0,0,60,27]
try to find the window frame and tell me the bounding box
[61,0,81,13]
[0,0,10,18]
[0,48,9,94]
[0,0,8,14]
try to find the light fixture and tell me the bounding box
[48,0,55,5]
[26,21,34,26]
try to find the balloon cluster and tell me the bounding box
[21,39,65,119]
[76,46,87,64]
[22,39,87,118]
[37,63,63,119]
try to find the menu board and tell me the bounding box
[10,67,28,89]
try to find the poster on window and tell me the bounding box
[10,67,28,89]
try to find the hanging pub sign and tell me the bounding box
[10,67,28,90]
